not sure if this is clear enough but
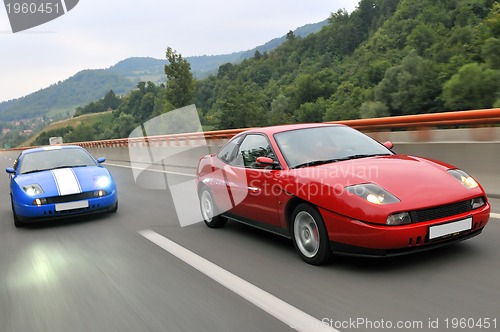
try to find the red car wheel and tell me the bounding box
[199,187,227,228]
[291,203,330,265]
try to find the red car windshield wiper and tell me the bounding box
[335,153,392,161]
[292,154,391,169]
[293,159,342,169]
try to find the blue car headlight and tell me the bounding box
[23,184,44,196]
[345,183,400,205]
[94,175,111,188]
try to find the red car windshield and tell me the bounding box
[274,126,393,169]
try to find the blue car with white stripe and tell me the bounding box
[6,145,118,227]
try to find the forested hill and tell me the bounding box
[0,70,135,121]
[195,0,499,130]
[0,20,327,122]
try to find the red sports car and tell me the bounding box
[196,124,490,265]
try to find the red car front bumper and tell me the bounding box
[320,203,490,257]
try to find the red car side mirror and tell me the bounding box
[383,141,394,149]
[256,157,279,168]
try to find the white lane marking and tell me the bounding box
[139,230,338,332]
[105,162,195,177]
[490,213,500,219]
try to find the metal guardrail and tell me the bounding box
[75,108,500,148]
[331,108,500,130]
[78,128,245,148]
[5,108,500,150]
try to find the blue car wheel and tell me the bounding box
[10,195,23,228]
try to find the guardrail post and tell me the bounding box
[411,127,432,141]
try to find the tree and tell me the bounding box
[295,98,327,123]
[442,62,500,110]
[208,80,266,129]
[138,92,156,122]
[267,94,293,125]
[286,30,296,42]
[164,47,195,108]
[360,101,390,118]
[293,69,336,106]
[102,90,121,110]
[407,23,436,55]
[484,2,500,37]
[482,38,500,69]
[323,82,363,121]
[113,113,137,138]
[373,51,441,115]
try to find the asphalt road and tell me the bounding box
[1,150,499,332]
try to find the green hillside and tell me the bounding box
[24,112,114,147]
[196,0,499,129]
[0,70,135,121]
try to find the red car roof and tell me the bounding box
[240,123,345,136]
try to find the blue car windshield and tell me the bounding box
[274,126,393,169]
[19,148,97,174]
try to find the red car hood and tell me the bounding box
[284,155,485,222]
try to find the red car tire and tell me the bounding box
[291,203,331,265]
[199,187,227,228]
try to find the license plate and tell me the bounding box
[429,217,472,240]
[55,200,89,211]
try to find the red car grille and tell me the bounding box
[409,200,472,223]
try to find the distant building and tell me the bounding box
[49,137,63,145]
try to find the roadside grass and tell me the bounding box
[20,111,113,147]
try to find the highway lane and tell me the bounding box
[1,150,499,332]
[0,151,292,332]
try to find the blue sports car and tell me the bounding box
[6,145,118,227]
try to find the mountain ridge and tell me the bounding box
[0,20,327,121]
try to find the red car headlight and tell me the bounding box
[386,212,411,225]
[345,183,400,205]
[448,169,479,189]
[471,197,485,209]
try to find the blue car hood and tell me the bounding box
[13,166,111,195]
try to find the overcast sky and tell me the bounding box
[0,0,358,102]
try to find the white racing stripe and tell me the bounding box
[139,230,339,332]
[51,168,82,195]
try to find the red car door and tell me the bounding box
[225,134,282,227]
